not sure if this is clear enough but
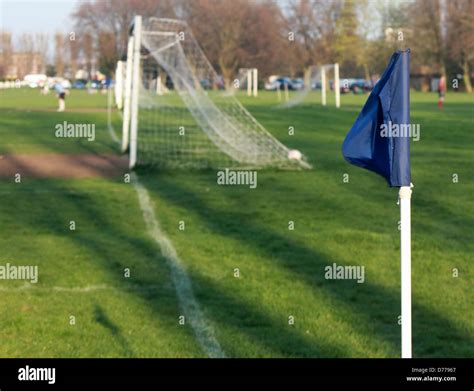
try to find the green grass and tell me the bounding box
[0,88,115,154]
[0,88,472,357]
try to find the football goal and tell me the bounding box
[279,64,340,109]
[114,61,125,110]
[120,16,308,169]
[226,68,258,97]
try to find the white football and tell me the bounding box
[288,149,302,161]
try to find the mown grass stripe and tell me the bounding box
[131,172,226,358]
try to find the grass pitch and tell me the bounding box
[0,88,472,357]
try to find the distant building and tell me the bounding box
[4,52,44,80]
[411,65,441,92]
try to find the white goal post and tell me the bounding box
[278,64,340,109]
[114,61,125,109]
[227,68,258,97]
[122,36,134,153]
[246,68,258,97]
[321,63,340,108]
[121,16,309,170]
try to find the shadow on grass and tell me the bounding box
[143,174,473,357]
[93,304,134,357]
[0,109,117,155]
[184,272,348,358]
[3,90,472,357]
[1,175,354,357]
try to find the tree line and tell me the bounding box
[1,0,472,92]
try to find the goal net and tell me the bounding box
[278,66,321,109]
[278,64,340,109]
[122,17,309,169]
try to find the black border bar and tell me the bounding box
[0,358,472,388]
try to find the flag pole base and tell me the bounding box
[399,184,413,358]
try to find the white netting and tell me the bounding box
[278,66,321,109]
[136,17,310,169]
[278,64,338,109]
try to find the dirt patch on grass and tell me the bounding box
[0,154,128,178]
[1,108,110,113]
[41,108,110,113]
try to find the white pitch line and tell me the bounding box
[131,172,226,358]
[106,101,121,144]
[107,109,225,357]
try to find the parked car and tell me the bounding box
[265,77,296,91]
[312,79,350,94]
[338,78,372,94]
[72,80,86,89]
[200,78,212,90]
[349,78,369,93]
[24,74,47,88]
[311,80,321,90]
[291,78,305,90]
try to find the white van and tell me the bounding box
[24,74,47,88]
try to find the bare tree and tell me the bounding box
[18,33,36,77]
[354,0,382,80]
[408,0,447,78]
[284,0,321,74]
[82,33,94,79]
[97,31,117,75]
[0,31,13,78]
[35,33,49,72]
[72,0,176,75]
[446,0,473,92]
[66,0,470,87]
[69,34,79,79]
[333,0,362,74]
[54,32,65,77]
[183,0,252,87]
[183,0,289,85]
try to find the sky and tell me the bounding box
[0,0,79,37]
[0,0,396,39]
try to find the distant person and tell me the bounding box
[438,75,446,109]
[54,80,66,112]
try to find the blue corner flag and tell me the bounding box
[342,49,411,187]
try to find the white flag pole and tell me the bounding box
[399,185,412,358]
